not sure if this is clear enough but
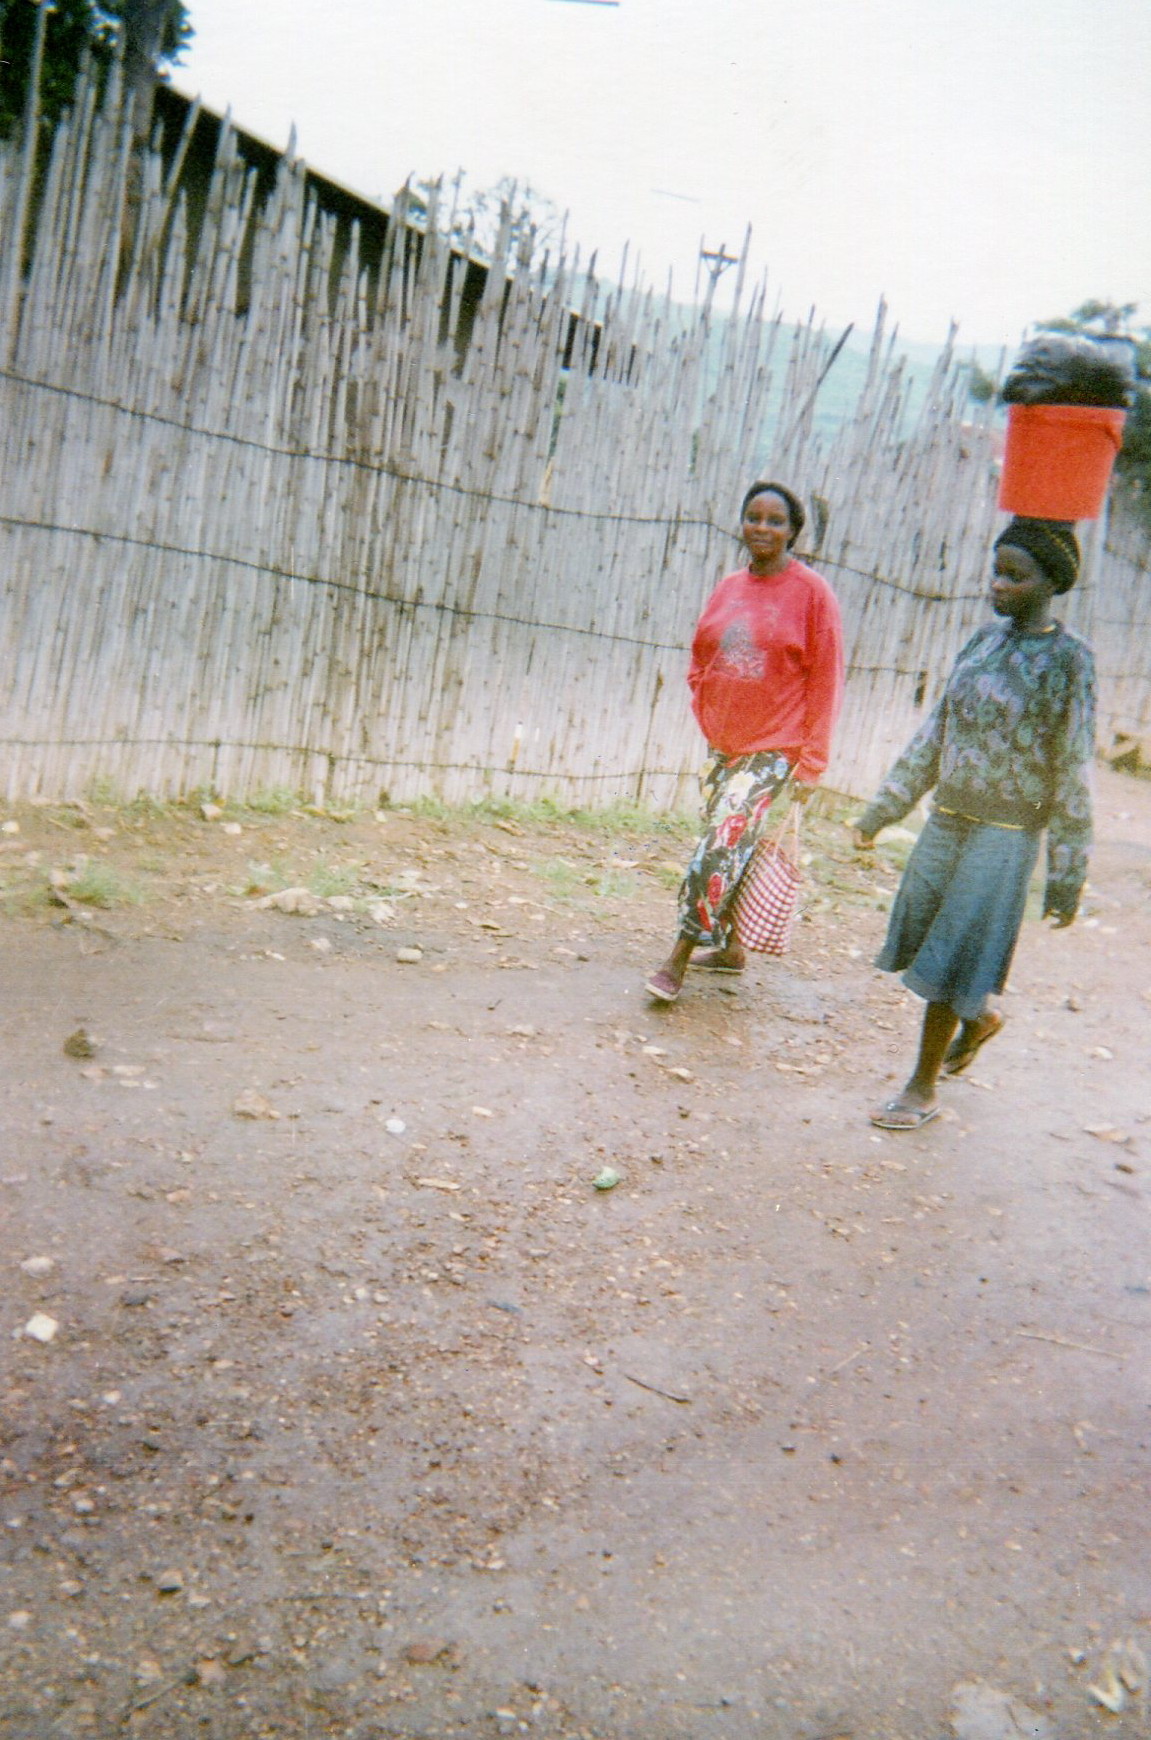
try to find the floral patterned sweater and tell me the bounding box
[856,619,1096,916]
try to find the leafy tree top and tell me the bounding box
[410,171,563,273]
[0,0,192,140]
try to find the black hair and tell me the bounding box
[993,516,1081,595]
[740,480,805,548]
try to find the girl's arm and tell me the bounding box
[1043,643,1097,923]
[854,698,946,840]
[794,586,845,784]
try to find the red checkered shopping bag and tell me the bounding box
[732,804,802,955]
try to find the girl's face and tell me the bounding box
[742,491,794,570]
[990,544,1055,623]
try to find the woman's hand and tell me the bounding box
[791,780,817,805]
[852,826,875,852]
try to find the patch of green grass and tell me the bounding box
[470,794,582,829]
[47,811,91,832]
[405,795,452,822]
[242,860,289,895]
[584,799,694,839]
[127,793,171,822]
[531,858,584,899]
[307,858,363,898]
[382,790,700,844]
[66,862,143,908]
[466,795,522,822]
[530,858,641,902]
[246,786,300,815]
[362,874,410,898]
[813,793,863,827]
[471,794,695,840]
[592,867,639,900]
[86,775,123,808]
[2,879,53,917]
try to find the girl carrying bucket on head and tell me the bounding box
[854,517,1096,1130]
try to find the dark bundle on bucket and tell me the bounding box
[1001,332,1136,409]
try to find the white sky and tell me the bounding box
[176,0,1151,347]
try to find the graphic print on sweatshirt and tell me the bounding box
[716,616,768,681]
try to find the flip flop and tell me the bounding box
[869,1101,941,1131]
[942,1011,1005,1076]
[644,970,682,1003]
[689,949,745,974]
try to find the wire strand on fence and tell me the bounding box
[0,364,989,601]
[1,67,1147,811]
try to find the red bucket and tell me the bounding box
[999,403,1126,520]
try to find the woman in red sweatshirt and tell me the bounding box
[645,481,844,1002]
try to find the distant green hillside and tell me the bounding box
[582,278,1008,453]
[692,308,1006,449]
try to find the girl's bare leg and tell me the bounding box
[871,1001,959,1127]
[649,934,695,996]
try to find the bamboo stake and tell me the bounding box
[1,67,1149,809]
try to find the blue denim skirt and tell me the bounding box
[875,810,1041,1020]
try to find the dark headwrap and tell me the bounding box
[993,517,1081,595]
[740,480,805,548]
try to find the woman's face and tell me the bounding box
[990,544,1054,621]
[742,491,794,569]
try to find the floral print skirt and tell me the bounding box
[676,749,794,946]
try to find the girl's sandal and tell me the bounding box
[690,948,745,974]
[870,1101,941,1131]
[644,969,682,1003]
[942,1011,1005,1076]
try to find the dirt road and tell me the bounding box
[2,772,1148,1738]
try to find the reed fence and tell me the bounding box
[1,63,1149,810]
